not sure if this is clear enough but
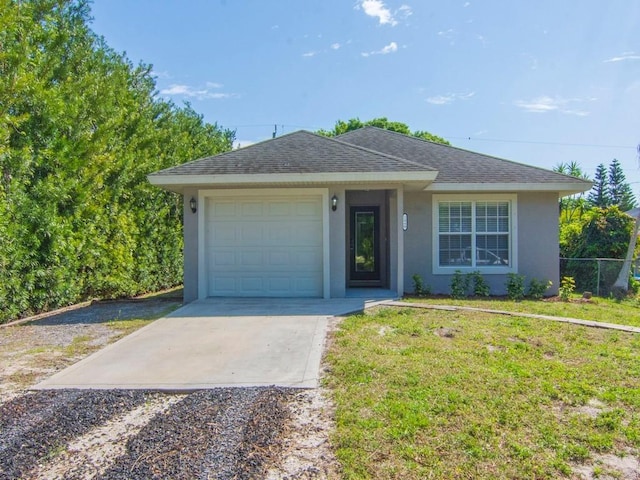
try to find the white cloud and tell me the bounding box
[302,51,317,57]
[426,91,475,105]
[398,5,413,18]
[331,43,341,50]
[361,41,398,57]
[437,29,456,42]
[514,95,593,115]
[160,83,238,100]
[357,0,398,26]
[515,96,561,113]
[380,41,398,54]
[604,51,640,63]
[150,70,171,79]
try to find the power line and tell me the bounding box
[226,123,638,150]
[435,136,635,150]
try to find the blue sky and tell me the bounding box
[90,1,640,187]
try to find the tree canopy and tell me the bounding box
[317,117,450,145]
[585,159,636,211]
[0,0,234,322]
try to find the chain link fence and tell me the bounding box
[559,257,638,296]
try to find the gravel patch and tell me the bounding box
[0,390,149,480]
[0,388,299,480]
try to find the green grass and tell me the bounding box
[404,295,640,328]
[325,307,640,479]
[106,304,179,338]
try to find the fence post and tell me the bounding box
[596,259,601,297]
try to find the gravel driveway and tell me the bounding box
[0,296,339,479]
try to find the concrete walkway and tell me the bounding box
[385,301,640,334]
[34,297,389,391]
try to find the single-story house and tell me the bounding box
[148,127,592,301]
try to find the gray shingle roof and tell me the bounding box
[337,127,592,186]
[149,126,592,194]
[150,130,434,176]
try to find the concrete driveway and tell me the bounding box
[34,297,388,390]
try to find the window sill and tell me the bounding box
[432,265,516,275]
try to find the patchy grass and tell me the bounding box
[405,295,640,328]
[325,307,640,479]
[107,317,156,338]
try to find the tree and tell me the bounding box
[608,158,637,211]
[561,207,634,294]
[587,163,609,207]
[0,0,234,322]
[317,117,450,145]
[553,161,590,225]
[611,150,640,296]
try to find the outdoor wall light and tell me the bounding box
[331,194,338,211]
[189,197,197,214]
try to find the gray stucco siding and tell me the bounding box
[402,191,560,296]
[516,192,560,295]
[182,187,199,303]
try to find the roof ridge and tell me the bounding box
[339,126,592,185]
[308,130,437,171]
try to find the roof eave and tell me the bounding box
[148,171,439,193]
[425,182,592,196]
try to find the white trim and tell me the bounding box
[198,188,330,299]
[322,190,331,299]
[396,188,404,296]
[197,190,206,300]
[149,171,437,187]
[425,182,590,196]
[432,194,518,275]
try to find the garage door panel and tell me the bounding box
[212,250,236,266]
[241,202,264,216]
[206,195,324,297]
[294,249,323,266]
[213,202,237,217]
[241,250,264,267]
[296,201,322,217]
[268,202,291,216]
[292,275,322,295]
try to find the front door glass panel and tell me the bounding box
[349,206,380,282]
[355,211,375,272]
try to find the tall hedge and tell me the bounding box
[0,0,234,322]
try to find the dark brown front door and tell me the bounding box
[349,206,381,283]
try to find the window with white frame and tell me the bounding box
[433,194,517,274]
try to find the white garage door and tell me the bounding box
[205,194,324,297]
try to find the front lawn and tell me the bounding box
[325,307,640,479]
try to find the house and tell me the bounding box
[148,127,592,301]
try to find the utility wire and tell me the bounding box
[226,123,637,150]
[447,136,636,150]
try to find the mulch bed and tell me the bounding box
[0,387,296,480]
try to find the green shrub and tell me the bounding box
[506,273,525,301]
[411,274,430,296]
[450,270,469,299]
[468,271,490,297]
[559,276,576,301]
[527,278,552,300]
